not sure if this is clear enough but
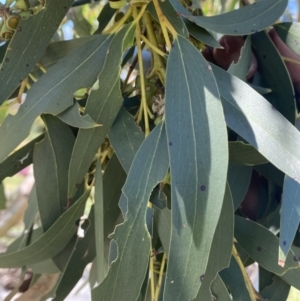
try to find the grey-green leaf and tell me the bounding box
[195,184,234,300]
[252,31,296,124]
[0,0,74,105]
[164,36,228,301]
[235,216,299,275]
[178,0,288,35]
[109,107,144,173]
[68,24,135,198]
[33,115,75,231]
[228,165,252,210]
[0,190,89,268]
[91,122,169,301]
[212,64,300,184]
[0,34,112,163]
[57,102,101,129]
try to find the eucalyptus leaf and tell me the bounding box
[0,34,112,163]
[57,102,101,129]
[260,275,290,301]
[0,189,89,268]
[164,36,228,301]
[0,0,74,105]
[0,184,6,210]
[235,216,300,275]
[92,122,169,301]
[219,255,253,301]
[227,164,252,210]
[0,134,44,182]
[176,0,287,35]
[212,64,300,184]
[68,24,135,198]
[195,184,234,300]
[109,107,144,173]
[210,274,232,301]
[252,31,296,124]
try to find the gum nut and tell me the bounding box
[269,28,300,88]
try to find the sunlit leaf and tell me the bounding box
[92,122,169,301]
[164,36,228,301]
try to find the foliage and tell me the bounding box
[1,0,300,300]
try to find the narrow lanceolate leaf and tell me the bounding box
[33,115,75,231]
[219,256,253,301]
[0,134,44,182]
[57,103,101,129]
[0,34,112,163]
[0,0,74,105]
[235,216,300,275]
[109,107,144,173]
[177,0,287,35]
[210,275,232,301]
[92,122,169,301]
[279,174,300,263]
[228,165,252,210]
[0,184,5,210]
[68,25,135,198]
[212,64,300,183]
[252,31,296,124]
[195,184,234,301]
[0,190,89,268]
[164,36,228,301]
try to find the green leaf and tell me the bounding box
[229,141,268,165]
[91,122,169,301]
[148,0,189,37]
[53,208,96,301]
[185,20,221,48]
[195,184,234,300]
[274,22,300,56]
[57,102,101,129]
[279,175,300,262]
[94,3,116,34]
[0,0,74,105]
[154,207,171,255]
[252,31,296,124]
[210,274,232,301]
[211,64,300,184]
[228,35,252,81]
[219,255,253,301]
[0,134,44,182]
[32,37,92,72]
[0,189,89,268]
[260,275,290,301]
[68,25,135,198]
[0,34,112,163]
[235,216,300,275]
[33,115,75,231]
[227,165,252,210]
[176,0,288,35]
[109,107,144,173]
[164,36,228,301]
